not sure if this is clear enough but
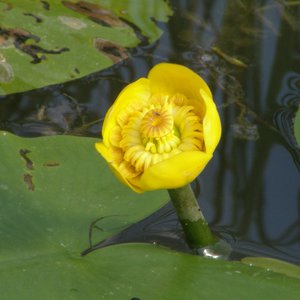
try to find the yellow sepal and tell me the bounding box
[130,151,212,191]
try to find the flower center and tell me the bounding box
[140,108,173,138]
[111,93,204,175]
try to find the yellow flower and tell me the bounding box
[96,63,221,192]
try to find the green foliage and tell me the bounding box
[242,257,300,279]
[1,243,300,300]
[294,105,300,147]
[0,131,168,255]
[0,0,172,95]
[1,131,300,299]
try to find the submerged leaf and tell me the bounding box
[211,46,248,68]
[231,123,260,140]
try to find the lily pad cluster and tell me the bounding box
[0,0,172,95]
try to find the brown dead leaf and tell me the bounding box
[63,1,127,27]
[94,38,128,63]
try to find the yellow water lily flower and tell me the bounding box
[96,63,221,192]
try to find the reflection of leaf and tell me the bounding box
[294,106,300,147]
[0,0,172,95]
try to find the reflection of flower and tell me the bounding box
[96,63,221,192]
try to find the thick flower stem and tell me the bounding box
[168,184,218,249]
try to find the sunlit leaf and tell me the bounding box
[0,0,172,95]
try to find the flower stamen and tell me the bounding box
[110,93,205,174]
[140,108,173,138]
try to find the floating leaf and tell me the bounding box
[294,105,300,147]
[94,38,128,63]
[0,131,169,256]
[242,256,300,280]
[63,1,128,27]
[1,131,300,299]
[0,0,172,95]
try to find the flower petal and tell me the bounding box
[131,151,212,191]
[148,63,212,100]
[200,89,222,154]
[102,78,151,143]
[97,63,221,193]
[95,142,143,193]
[95,141,112,162]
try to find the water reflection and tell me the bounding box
[1,0,300,264]
[193,0,300,264]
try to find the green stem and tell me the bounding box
[168,184,218,249]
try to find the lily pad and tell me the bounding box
[1,131,300,299]
[294,105,300,147]
[0,131,169,258]
[1,242,300,300]
[242,256,300,280]
[0,0,172,95]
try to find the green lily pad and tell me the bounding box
[294,105,300,147]
[242,256,300,280]
[1,131,300,299]
[1,243,300,299]
[0,131,169,259]
[0,0,172,95]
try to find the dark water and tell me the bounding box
[1,0,300,264]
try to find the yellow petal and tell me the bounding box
[130,151,212,191]
[96,63,222,194]
[148,63,212,103]
[95,142,143,193]
[109,125,122,147]
[200,89,222,154]
[95,141,112,162]
[102,78,151,143]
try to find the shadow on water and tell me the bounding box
[1,0,300,264]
